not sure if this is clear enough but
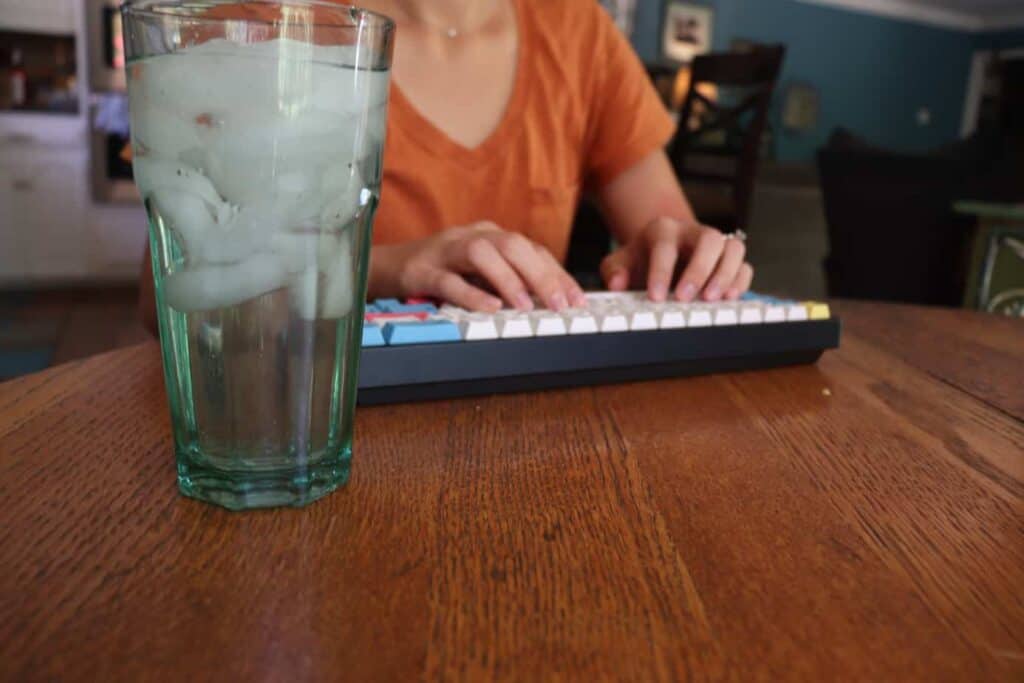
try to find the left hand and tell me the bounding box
[600,217,753,303]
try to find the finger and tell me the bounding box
[646,237,679,302]
[460,237,533,310]
[600,248,633,292]
[725,263,754,300]
[703,238,746,302]
[427,269,502,313]
[674,228,726,302]
[494,233,572,311]
[538,246,587,307]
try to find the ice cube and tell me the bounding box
[320,163,365,227]
[128,103,202,160]
[319,229,354,319]
[289,267,320,321]
[149,188,217,258]
[163,252,289,312]
[199,110,359,205]
[272,230,322,274]
[132,157,224,209]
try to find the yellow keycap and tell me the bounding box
[802,301,831,320]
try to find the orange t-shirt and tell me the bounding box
[374,0,675,262]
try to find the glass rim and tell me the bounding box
[120,0,396,32]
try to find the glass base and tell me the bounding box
[176,446,351,510]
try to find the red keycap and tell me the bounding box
[365,312,429,322]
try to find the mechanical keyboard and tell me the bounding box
[357,292,840,404]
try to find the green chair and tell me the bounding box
[956,202,1024,317]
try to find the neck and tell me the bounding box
[390,0,495,31]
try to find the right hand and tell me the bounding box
[371,222,586,313]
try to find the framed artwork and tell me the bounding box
[781,82,820,132]
[599,0,637,37]
[661,2,713,64]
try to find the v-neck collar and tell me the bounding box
[388,0,529,168]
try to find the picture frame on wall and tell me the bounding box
[598,0,637,38]
[661,2,714,64]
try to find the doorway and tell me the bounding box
[962,47,1024,138]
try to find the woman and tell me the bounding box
[363,0,751,312]
[142,0,752,323]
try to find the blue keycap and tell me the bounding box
[741,292,784,304]
[392,303,439,313]
[375,299,438,314]
[374,298,403,312]
[362,323,385,347]
[383,319,461,345]
[365,303,383,313]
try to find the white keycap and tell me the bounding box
[659,306,686,329]
[585,292,630,306]
[439,304,468,319]
[786,304,808,321]
[497,314,533,338]
[562,310,598,335]
[597,312,629,332]
[764,305,787,323]
[459,314,499,341]
[739,304,764,324]
[531,313,568,336]
[629,310,658,331]
[687,307,713,327]
[713,305,739,326]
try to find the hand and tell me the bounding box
[371,222,586,313]
[600,217,753,303]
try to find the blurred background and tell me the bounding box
[0,0,1022,381]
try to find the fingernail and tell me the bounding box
[725,287,739,300]
[515,292,534,311]
[550,292,568,311]
[488,296,503,311]
[610,272,627,291]
[705,284,722,301]
[679,282,697,301]
[649,281,668,302]
[570,289,587,308]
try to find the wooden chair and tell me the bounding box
[564,48,785,284]
[667,45,786,234]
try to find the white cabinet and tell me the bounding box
[0,0,76,34]
[88,203,148,279]
[0,168,27,280]
[0,148,89,281]
[0,123,147,285]
[21,156,89,278]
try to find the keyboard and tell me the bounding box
[357,292,840,404]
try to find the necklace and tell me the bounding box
[415,1,493,39]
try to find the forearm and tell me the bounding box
[598,150,698,244]
[366,245,393,301]
[366,242,413,300]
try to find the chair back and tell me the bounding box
[668,45,786,233]
[817,137,973,306]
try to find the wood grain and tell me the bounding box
[835,300,1024,421]
[0,302,1021,682]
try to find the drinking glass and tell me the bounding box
[121,0,394,509]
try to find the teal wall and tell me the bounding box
[630,0,1024,161]
[978,28,1024,51]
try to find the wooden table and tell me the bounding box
[1,301,1022,681]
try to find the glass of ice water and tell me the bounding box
[121,1,394,509]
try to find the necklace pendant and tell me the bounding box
[446,26,458,39]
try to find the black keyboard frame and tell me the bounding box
[357,317,841,404]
